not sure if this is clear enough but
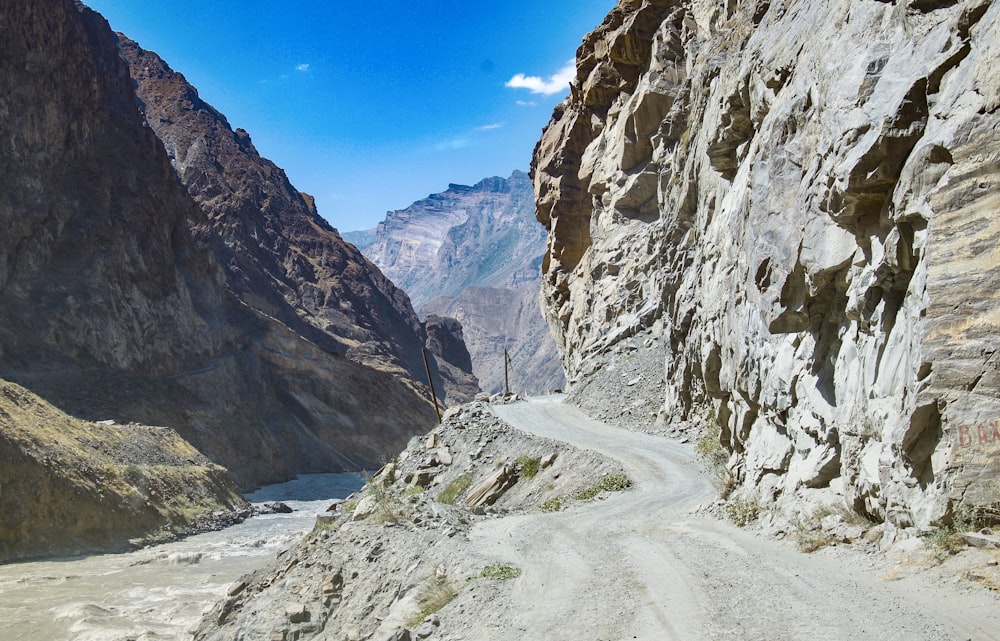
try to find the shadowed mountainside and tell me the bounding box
[0,0,473,552]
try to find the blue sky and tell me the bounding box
[85,1,616,232]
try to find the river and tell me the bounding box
[0,473,364,641]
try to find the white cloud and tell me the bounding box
[476,122,504,131]
[515,100,537,107]
[296,63,310,72]
[505,60,575,96]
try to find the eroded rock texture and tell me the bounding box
[534,0,999,526]
[116,36,478,405]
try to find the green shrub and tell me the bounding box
[437,475,472,505]
[574,473,632,500]
[539,497,564,512]
[122,464,144,486]
[480,563,521,580]
[924,505,993,553]
[725,496,760,527]
[694,417,735,497]
[515,454,541,479]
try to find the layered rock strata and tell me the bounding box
[534,0,1000,526]
[362,173,565,394]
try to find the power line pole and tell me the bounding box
[504,347,511,396]
[422,348,441,422]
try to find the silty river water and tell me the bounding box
[0,473,363,641]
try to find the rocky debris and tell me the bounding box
[961,531,1000,549]
[533,0,1000,529]
[359,171,565,395]
[464,465,518,508]
[194,399,625,641]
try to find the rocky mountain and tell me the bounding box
[116,35,477,405]
[533,0,999,528]
[0,0,476,557]
[360,172,565,394]
[423,285,565,395]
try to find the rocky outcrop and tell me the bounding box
[116,36,477,405]
[0,379,248,561]
[362,172,565,394]
[0,0,457,504]
[363,172,542,306]
[423,285,565,395]
[534,0,999,527]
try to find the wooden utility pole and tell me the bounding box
[422,348,441,422]
[504,347,510,396]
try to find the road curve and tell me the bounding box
[461,396,998,641]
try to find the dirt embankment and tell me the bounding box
[0,379,249,562]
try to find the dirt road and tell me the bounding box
[461,396,999,641]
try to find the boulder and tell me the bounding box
[464,465,519,508]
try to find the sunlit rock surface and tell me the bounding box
[534,0,999,526]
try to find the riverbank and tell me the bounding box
[0,379,249,562]
[0,473,362,641]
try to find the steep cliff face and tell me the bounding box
[0,0,447,502]
[116,36,477,404]
[362,173,565,394]
[364,172,542,307]
[535,0,999,526]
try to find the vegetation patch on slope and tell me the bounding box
[0,379,249,561]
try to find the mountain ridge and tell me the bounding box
[359,172,565,394]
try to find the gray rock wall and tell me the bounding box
[534,0,999,526]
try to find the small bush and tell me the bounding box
[574,473,632,501]
[122,464,144,486]
[437,475,471,505]
[725,496,760,527]
[515,454,541,479]
[795,528,835,553]
[694,418,734,497]
[539,497,564,512]
[924,504,993,554]
[480,563,521,580]
[404,485,425,497]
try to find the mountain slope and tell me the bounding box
[361,172,565,394]
[117,36,477,404]
[0,0,458,523]
[533,0,1000,527]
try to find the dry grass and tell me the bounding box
[409,575,457,626]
